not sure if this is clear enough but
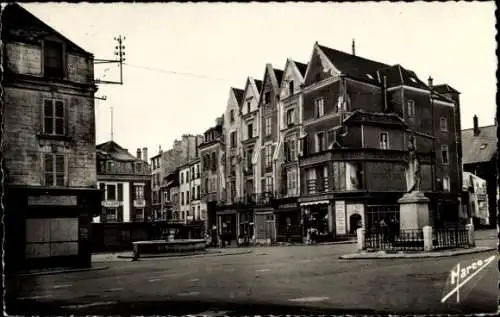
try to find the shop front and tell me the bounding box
[300,200,334,242]
[275,202,302,243]
[237,208,254,245]
[254,208,275,245]
[216,209,237,241]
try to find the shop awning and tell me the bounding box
[300,200,329,206]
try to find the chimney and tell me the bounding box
[136,148,142,160]
[195,136,199,158]
[352,39,356,56]
[428,76,433,89]
[142,147,148,162]
[473,115,480,136]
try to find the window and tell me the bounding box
[44,153,65,186]
[246,147,254,171]
[407,100,416,117]
[440,117,448,132]
[265,176,273,193]
[286,168,297,196]
[197,185,200,200]
[379,132,389,149]
[196,164,200,178]
[315,132,325,152]
[286,108,296,126]
[443,176,450,192]
[211,152,216,171]
[43,99,65,136]
[230,109,235,123]
[186,171,190,182]
[44,40,64,78]
[186,191,190,204]
[106,208,117,222]
[265,117,272,136]
[180,172,184,184]
[164,191,169,202]
[264,92,271,104]
[285,138,297,162]
[265,145,273,167]
[247,101,251,114]
[106,184,116,200]
[288,80,294,95]
[197,206,201,220]
[441,145,449,164]
[327,130,336,148]
[315,98,324,118]
[181,192,185,205]
[192,187,195,200]
[135,185,144,200]
[230,131,237,148]
[247,123,253,139]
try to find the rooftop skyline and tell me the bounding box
[21,2,496,157]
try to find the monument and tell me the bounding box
[398,132,431,230]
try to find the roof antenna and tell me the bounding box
[352,38,356,56]
[110,106,114,141]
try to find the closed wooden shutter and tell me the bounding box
[118,183,123,201]
[117,206,124,222]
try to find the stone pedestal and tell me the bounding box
[397,191,431,230]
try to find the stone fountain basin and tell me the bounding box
[132,239,206,255]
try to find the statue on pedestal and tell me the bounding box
[406,132,422,193]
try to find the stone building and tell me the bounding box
[461,115,497,227]
[150,134,203,220]
[3,3,100,270]
[298,42,463,240]
[95,142,151,223]
[199,116,226,237]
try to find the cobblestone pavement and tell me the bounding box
[6,231,498,315]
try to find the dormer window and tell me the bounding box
[288,80,294,95]
[230,110,234,123]
[315,98,324,118]
[247,101,251,114]
[44,40,64,78]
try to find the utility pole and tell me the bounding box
[94,35,126,85]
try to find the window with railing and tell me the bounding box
[265,145,273,168]
[265,116,272,136]
[135,185,144,200]
[105,208,118,222]
[379,132,389,149]
[286,168,298,196]
[305,166,328,194]
[286,108,296,127]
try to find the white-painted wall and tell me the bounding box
[123,181,130,222]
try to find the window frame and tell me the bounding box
[265,144,273,167]
[42,98,66,136]
[379,132,390,150]
[315,132,325,152]
[314,98,324,118]
[43,40,65,78]
[407,100,416,117]
[440,116,448,132]
[264,116,272,136]
[43,153,66,187]
[442,176,450,192]
[441,145,449,165]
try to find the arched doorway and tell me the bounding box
[349,213,362,234]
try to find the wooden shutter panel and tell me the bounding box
[118,183,123,201]
[117,206,124,222]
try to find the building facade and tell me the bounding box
[3,3,100,270]
[461,115,497,227]
[95,142,151,223]
[150,135,203,220]
[199,117,226,236]
[298,42,463,241]
[273,59,308,242]
[179,159,205,223]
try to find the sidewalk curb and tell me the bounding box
[14,266,109,277]
[117,250,254,260]
[339,247,496,260]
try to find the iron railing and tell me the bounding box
[433,229,470,250]
[364,228,424,252]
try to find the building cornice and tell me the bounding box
[302,76,341,94]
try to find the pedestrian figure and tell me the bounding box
[379,218,388,244]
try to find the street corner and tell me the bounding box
[338,246,497,260]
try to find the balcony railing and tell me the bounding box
[305,177,329,194]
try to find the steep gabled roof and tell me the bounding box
[274,68,284,85]
[461,125,497,164]
[2,3,91,56]
[96,141,138,162]
[317,44,389,83]
[231,87,244,106]
[254,79,263,93]
[295,61,308,77]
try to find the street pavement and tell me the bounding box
[6,230,498,315]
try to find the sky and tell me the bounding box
[22,2,496,159]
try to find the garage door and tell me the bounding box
[25,218,79,258]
